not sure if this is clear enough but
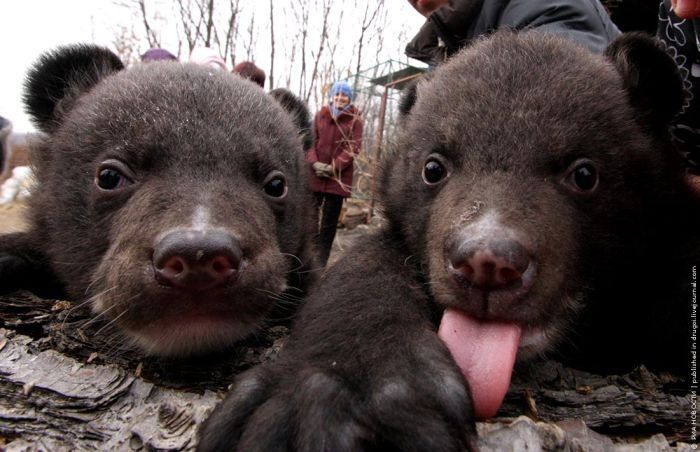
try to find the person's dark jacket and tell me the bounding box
[406,0,621,65]
[305,105,363,197]
[657,0,700,173]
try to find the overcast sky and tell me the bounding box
[1,1,129,132]
[1,1,423,133]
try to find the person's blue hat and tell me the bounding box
[330,81,353,101]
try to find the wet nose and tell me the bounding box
[449,239,531,291]
[153,229,242,292]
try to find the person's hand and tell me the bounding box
[407,0,449,17]
[312,162,333,177]
[672,0,700,19]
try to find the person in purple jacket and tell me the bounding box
[305,81,363,266]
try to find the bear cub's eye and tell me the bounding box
[564,159,599,193]
[422,158,448,185]
[263,171,288,199]
[95,161,133,191]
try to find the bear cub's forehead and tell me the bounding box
[97,63,271,114]
[401,34,633,167]
[60,63,298,166]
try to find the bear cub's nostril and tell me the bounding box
[450,239,531,291]
[153,229,242,292]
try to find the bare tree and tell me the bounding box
[269,0,275,89]
[222,0,241,64]
[112,24,142,66]
[139,0,160,47]
[204,0,215,46]
[291,0,310,97]
[354,0,385,88]
[117,0,240,64]
[284,45,296,88]
[243,12,256,61]
[319,6,344,95]
[305,0,332,103]
[175,0,202,52]
[176,0,219,54]
[112,0,159,48]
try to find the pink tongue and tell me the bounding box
[438,308,522,419]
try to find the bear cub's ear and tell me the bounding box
[399,81,420,118]
[398,70,436,119]
[269,87,314,151]
[23,44,124,134]
[605,32,684,131]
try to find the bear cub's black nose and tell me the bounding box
[449,239,530,291]
[153,229,242,292]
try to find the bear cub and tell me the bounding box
[198,31,695,451]
[0,45,316,357]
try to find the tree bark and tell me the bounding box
[0,291,689,450]
[0,292,287,450]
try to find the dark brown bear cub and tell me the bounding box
[199,31,694,451]
[0,45,316,357]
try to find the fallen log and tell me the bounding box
[0,292,691,450]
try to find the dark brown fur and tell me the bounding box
[199,32,695,450]
[383,32,691,370]
[268,87,314,152]
[0,45,316,356]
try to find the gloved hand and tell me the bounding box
[312,162,334,178]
